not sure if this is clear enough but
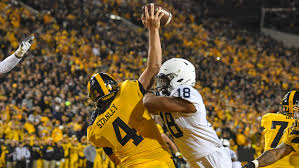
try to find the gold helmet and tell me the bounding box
[281,90,299,119]
[87,73,119,107]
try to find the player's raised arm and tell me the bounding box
[0,38,32,74]
[138,4,164,91]
[144,93,196,114]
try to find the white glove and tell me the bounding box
[15,41,32,58]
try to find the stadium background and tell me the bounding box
[0,0,298,167]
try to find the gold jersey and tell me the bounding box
[87,80,174,168]
[283,120,299,153]
[261,113,295,168]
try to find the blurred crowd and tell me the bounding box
[0,0,298,167]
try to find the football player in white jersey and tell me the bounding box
[143,58,232,168]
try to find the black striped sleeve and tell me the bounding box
[137,81,146,96]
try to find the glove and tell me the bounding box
[175,152,187,165]
[15,37,33,58]
[242,161,257,168]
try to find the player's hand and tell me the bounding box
[15,41,32,58]
[142,3,164,30]
[242,161,256,168]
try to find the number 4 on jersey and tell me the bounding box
[113,117,144,146]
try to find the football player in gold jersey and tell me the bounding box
[87,4,175,168]
[260,104,296,167]
[243,90,299,168]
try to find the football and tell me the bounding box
[142,3,172,26]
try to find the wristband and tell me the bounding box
[14,53,22,59]
[252,160,259,168]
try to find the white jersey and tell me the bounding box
[160,85,223,162]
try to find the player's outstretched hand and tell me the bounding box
[15,37,33,58]
[242,161,256,168]
[142,3,164,30]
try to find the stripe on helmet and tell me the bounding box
[289,91,296,113]
[95,74,109,95]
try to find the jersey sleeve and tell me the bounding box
[137,80,145,96]
[170,85,201,106]
[261,115,267,129]
[0,54,21,74]
[261,114,272,130]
